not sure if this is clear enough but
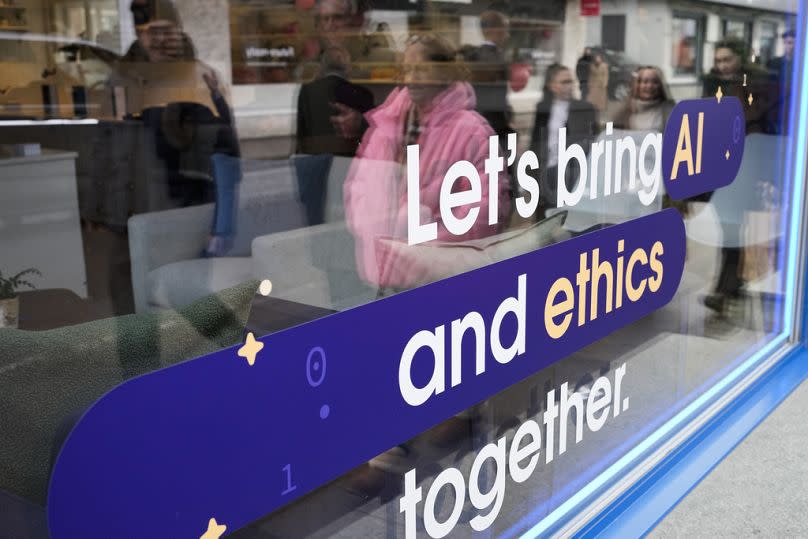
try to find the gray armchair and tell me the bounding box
[128,181,307,313]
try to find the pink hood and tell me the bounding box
[344,81,511,288]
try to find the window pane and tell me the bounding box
[0,1,804,537]
[672,16,700,75]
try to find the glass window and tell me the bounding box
[672,13,703,76]
[0,1,805,537]
[722,18,752,50]
[758,20,779,66]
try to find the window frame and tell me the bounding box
[670,10,706,81]
[519,10,808,536]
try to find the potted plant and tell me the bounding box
[0,268,40,328]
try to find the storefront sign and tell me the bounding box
[581,0,601,16]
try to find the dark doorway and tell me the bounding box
[602,14,626,51]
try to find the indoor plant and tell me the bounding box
[0,268,40,329]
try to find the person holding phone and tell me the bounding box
[294,45,375,225]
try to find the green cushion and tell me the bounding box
[0,280,259,505]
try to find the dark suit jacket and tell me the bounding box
[295,74,374,157]
[532,98,597,165]
[464,43,512,137]
[531,98,597,207]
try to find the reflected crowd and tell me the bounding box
[0,0,801,535]
[0,0,795,319]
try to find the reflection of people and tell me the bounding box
[308,0,396,77]
[531,64,596,218]
[344,34,510,477]
[295,45,374,225]
[614,66,675,132]
[702,38,771,133]
[202,71,242,257]
[767,29,795,77]
[575,47,593,100]
[767,29,795,134]
[114,0,237,209]
[123,0,195,62]
[586,52,609,113]
[303,0,392,141]
[345,34,511,290]
[701,39,775,316]
[462,10,512,139]
[296,46,374,157]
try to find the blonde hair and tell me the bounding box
[404,33,469,82]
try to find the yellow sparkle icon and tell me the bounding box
[200,518,227,539]
[748,93,754,106]
[238,332,264,366]
[715,86,723,104]
[725,150,731,160]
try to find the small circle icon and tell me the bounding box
[306,347,327,387]
[320,404,330,419]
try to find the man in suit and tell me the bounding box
[575,47,593,101]
[767,29,795,135]
[462,10,516,202]
[295,45,374,225]
[531,63,597,219]
[464,10,513,140]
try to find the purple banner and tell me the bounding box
[48,209,686,538]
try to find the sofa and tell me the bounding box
[128,159,310,313]
[0,280,259,506]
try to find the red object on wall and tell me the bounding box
[509,63,531,92]
[581,0,600,16]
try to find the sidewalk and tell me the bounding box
[649,373,808,538]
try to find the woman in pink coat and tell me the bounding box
[344,34,511,290]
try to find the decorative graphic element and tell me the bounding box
[200,518,226,539]
[281,463,297,495]
[306,347,330,419]
[48,210,687,539]
[237,332,263,366]
[733,116,743,144]
[259,279,273,296]
[306,347,327,387]
[662,97,745,200]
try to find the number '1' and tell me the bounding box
[282,464,297,495]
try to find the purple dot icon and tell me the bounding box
[320,404,330,419]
